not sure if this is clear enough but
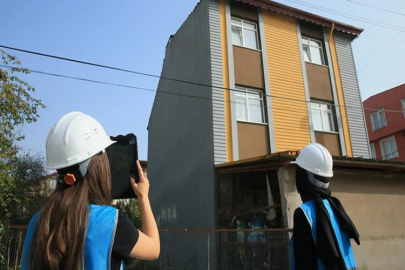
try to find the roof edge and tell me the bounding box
[363,83,405,103]
[235,0,363,39]
[215,151,405,170]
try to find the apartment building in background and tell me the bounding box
[148,1,405,269]
[364,84,405,161]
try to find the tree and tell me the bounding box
[113,200,144,269]
[7,150,51,225]
[0,150,50,268]
[113,199,142,229]
[0,49,46,263]
[0,49,45,161]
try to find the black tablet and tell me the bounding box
[106,133,139,199]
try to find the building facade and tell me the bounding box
[147,1,405,269]
[363,84,405,161]
[148,0,370,229]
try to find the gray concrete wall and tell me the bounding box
[148,0,217,230]
[280,166,405,269]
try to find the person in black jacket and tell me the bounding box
[290,143,360,270]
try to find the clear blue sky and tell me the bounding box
[1,0,404,160]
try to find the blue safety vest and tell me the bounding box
[290,199,356,270]
[21,204,124,270]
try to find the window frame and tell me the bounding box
[379,135,399,160]
[370,143,377,159]
[370,109,387,131]
[231,17,260,50]
[310,101,336,132]
[235,87,266,124]
[401,98,405,118]
[301,36,326,66]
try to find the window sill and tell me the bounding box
[237,120,268,126]
[232,44,261,53]
[304,61,329,68]
[383,156,399,160]
[372,126,387,132]
[314,130,339,135]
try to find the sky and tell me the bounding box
[1,0,404,160]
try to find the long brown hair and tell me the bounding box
[29,152,112,270]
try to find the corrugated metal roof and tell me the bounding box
[215,150,405,171]
[235,0,363,38]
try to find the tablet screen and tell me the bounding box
[106,134,139,199]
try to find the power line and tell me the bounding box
[22,72,405,161]
[359,41,405,78]
[284,0,405,31]
[357,32,404,65]
[3,64,405,118]
[282,0,405,80]
[342,0,405,17]
[358,40,405,73]
[2,46,405,114]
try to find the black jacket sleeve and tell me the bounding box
[112,210,140,259]
[293,208,317,270]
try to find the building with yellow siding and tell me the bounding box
[148,1,405,269]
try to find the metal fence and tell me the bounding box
[1,227,291,270]
[0,226,26,270]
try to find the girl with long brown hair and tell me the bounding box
[21,112,160,270]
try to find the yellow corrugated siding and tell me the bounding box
[220,0,233,162]
[263,11,311,152]
[328,31,353,157]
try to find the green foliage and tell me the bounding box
[113,199,145,269]
[0,50,46,266]
[113,199,142,229]
[0,49,45,160]
[0,151,50,268]
[7,151,51,224]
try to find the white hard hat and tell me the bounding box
[291,143,333,178]
[45,111,115,170]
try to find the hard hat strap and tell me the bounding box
[56,151,104,186]
[57,164,84,185]
[78,158,92,179]
[307,172,330,189]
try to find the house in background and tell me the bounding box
[147,0,405,269]
[364,84,405,160]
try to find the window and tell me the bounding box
[370,143,377,159]
[310,102,335,132]
[302,37,325,65]
[231,18,259,50]
[235,88,265,123]
[380,136,398,159]
[401,98,405,118]
[370,109,387,131]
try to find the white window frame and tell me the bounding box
[310,101,335,132]
[401,98,405,118]
[235,87,266,124]
[231,17,260,50]
[301,36,326,66]
[380,136,399,160]
[370,109,387,131]
[370,143,377,159]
